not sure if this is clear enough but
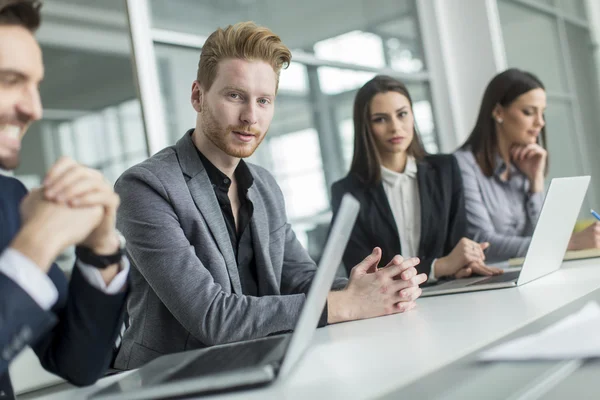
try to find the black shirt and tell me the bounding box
[196,146,328,327]
[197,150,259,296]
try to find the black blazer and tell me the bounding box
[331,154,466,277]
[0,175,128,399]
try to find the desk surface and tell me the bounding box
[26,258,600,400]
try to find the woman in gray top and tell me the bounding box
[455,68,599,262]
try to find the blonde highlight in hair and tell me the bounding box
[197,21,291,92]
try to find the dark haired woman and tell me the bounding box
[331,75,503,282]
[455,68,599,262]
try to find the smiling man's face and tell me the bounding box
[0,24,43,170]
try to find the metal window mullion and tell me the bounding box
[556,13,598,207]
[126,0,169,156]
[150,29,430,82]
[306,66,344,197]
[507,0,589,28]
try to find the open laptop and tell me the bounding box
[90,194,360,400]
[421,176,590,297]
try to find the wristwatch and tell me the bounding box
[75,231,126,269]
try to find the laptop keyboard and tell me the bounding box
[466,270,521,286]
[165,336,288,383]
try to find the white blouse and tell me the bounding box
[381,156,421,259]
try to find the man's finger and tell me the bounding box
[44,165,93,200]
[69,190,120,210]
[350,247,382,277]
[395,300,416,313]
[381,257,420,279]
[43,157,78,186]
[396,286,422,302]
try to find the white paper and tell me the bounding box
[479,301,600,361]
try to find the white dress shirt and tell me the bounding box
[381,157,439,282]
[0,247,129,311]
[381,157,421,259]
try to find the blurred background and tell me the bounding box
[9,0,600,262]
[7,0,600,395]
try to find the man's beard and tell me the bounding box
[201,104,265,158]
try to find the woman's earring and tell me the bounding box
[496,118,503,124]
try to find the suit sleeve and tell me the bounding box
[116,166,309,346]
[31,266,127,386]
[331,183,374,276]
[0,273,56,376]
[455,151,531,260]
[445,156,468,253]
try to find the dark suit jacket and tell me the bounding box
[0,175,128,399]
[331,154,466,277]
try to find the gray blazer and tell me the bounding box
[114,132,347,370]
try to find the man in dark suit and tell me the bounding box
[0,1,129,398]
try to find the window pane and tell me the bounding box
[149,0,424,72]
[544,99,581,179]
[314,30,386,69]
[557,0,587,20]
[268,129,327,219]
[543,99,592,217]
[531,0,555,6]
[498,0,569,93]
[564,23,600,198]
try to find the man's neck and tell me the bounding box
[192,128,239,178]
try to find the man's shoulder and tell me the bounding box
[118,146,180,182]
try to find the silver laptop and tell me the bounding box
[421,176,590,297]
[90,194,360,400]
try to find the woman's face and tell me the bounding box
[369,91,414,157]
[494,88,547,146]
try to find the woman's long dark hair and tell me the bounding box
[461,68,548,177]
[349,75,426,186]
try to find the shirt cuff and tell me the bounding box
[0,248,58,310]
[428,258,438,283]
[76,256,130,294]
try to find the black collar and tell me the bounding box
[196,145,254,194]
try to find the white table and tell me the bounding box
[25,258,600,400]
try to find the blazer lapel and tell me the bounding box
[247,186,280,295]
[174,132,242,294]
[370,183,400,245]
[417,161,434,256]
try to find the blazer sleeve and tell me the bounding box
[0,274,56,376]
[116,166,309,347]
[445,155,468,253]
[455,152,531,260]
[331,182,374,276]
[31,266,127,386]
